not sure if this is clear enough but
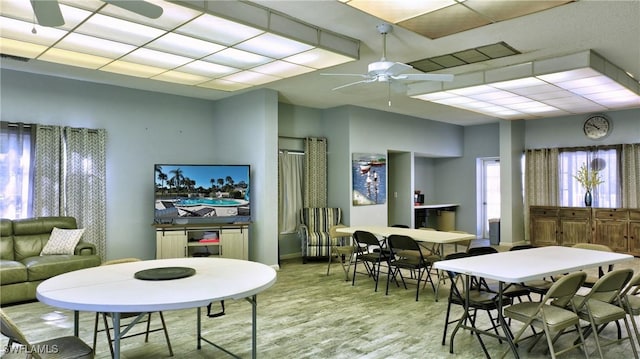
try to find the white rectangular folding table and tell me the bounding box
[337,226,476,298]
[434,246,634,358]
[336,225,475,257]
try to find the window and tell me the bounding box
[559,147,620,207]
[0,123,34,219]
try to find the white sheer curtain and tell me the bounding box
[622,143,640,208]
[278,151,304,234]
[0,122,35,219]
[559,147,619,208]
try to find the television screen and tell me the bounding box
[154,164,250,224]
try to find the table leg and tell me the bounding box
[246,295,257,359]
[197,307,202,349]
[498,282,519,358]
[73,310,79,336]
[111,312,121,359]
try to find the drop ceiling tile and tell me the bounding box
[409,59,445,72]
[465,0,574,22]
[399,4,491,39]
[453,49,490,64]
[477,42,519,58]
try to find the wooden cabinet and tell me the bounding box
[155,223,249,260]
[558,208,591,246]
[592,209,628,253]
[530,207,559,247]
[529,206,640,256]
[629,210,640,256]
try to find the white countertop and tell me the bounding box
[37,258,277,313]
[414,203,459,209]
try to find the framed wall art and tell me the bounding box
[352,153,386,206]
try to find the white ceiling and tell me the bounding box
[2,0,639,126]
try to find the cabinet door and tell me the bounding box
[629,220,640,257]
[558,208,591,247]
[530,207,558,246]
[593,209,629,253]
[156,231,187,259]
[220,228,248,260]
[593,220,628,252]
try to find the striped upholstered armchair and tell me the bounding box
[299,207,342,263]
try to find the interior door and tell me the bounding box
[480,158,500,239]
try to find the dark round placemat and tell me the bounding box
[134,267,196,281]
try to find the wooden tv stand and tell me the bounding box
[154,223,249,260]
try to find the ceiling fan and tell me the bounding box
[30,0,163,27]
[321,23,454,105]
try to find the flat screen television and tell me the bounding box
[154,164,250,224]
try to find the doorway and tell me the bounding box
[479,158,500,239]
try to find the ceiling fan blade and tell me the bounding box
[321,73,369,78]
[332,79,375,91]
[103,0,164,19]
[386,62,413,76]
[30,0,65,27]
[392,73,455,82]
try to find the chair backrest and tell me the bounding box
[467,246,498,256]
[546,271,587,308]
[583,268,634,304]
[0,309,31,348]
[300,208,341,233]
[387,234,422,257]
[510,244,536,251]
[572,243,613,252]
[353,230,381,247]
[622,273,640,297]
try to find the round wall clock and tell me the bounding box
[583,114,611,140]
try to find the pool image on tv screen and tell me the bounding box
[154,164,250,224]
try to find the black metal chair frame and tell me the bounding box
[351,230,390,292]
[385,234,435,301]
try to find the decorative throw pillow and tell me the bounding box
[40,227,85,256]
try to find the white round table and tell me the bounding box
[37,257,277,359]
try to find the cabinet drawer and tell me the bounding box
[593,209,628,220]
[530,207,557,217]
[559,208,590,219]
[630,210,640,221]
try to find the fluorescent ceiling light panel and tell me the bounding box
[409,51,640,119]
[177,60,239,78]
[101,60,166,78]
[0,38,48,58]
[176,13,263,46]
[0,17,67,46]
[198,79,253,92]
[222,71,281,86]
[252,61,314,77]
[284,48,355,69]
[152,70,210,86]
[0,0,358,94]
[147,33,225,58]
[74,13,166,46]
[54,33,135,59]
[99,0,201,29]
[120,48,193,69]
[204,48,272,69]
[235,33,314,59]
[38,48,112,69]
